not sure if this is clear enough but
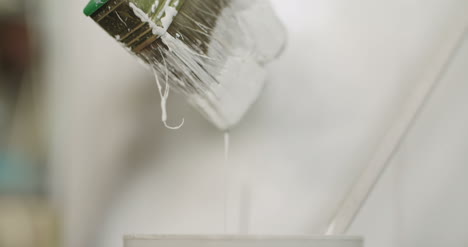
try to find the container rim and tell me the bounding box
[124,234,363,241]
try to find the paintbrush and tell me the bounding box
[84,0,286,129]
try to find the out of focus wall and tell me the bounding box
[350,29,468,247]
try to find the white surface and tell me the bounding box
[40,0,468,247]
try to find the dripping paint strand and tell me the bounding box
[152,54,184,130]
[224,132,230,162]
[223,131,230,233]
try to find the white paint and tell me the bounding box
[150,1,285,130]
[115,11,128,28]
[152,67,184,130]
[129,1,275,130]
[224,132,230,163]
[188,55,267,130]
[223,132,230,233]
[156,0,170,19]
[151,0,159,13]
[129,2,178,37]
[159,7,178,34]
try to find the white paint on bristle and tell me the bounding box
[151,31,266,130]
[137,1,285,130]
[129,2,178,37]
[156,0,170,19]
[115,12,128,27]
[151,0,159,13]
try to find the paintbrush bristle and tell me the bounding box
[89,0,286,129]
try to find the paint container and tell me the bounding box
[124,235,363,247]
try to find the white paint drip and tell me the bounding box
[152,64,184,130]
[224,132,230,162]
[223,131,230,233]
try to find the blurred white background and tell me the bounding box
[31,0,468,246]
